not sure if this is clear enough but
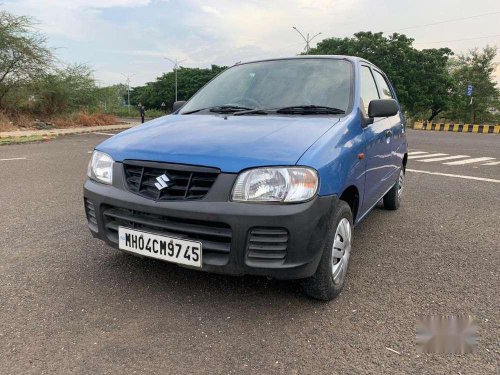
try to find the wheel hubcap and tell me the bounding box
[398,169,405,198]
[331,218,352,285]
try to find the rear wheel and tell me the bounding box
[383,167,404,210]
[302,201,353,301]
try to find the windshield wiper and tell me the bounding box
[187,104,345,116]
[182,105,253,115]
[234,105,345,116]
[276,105,345,115]
[233,108,272,116]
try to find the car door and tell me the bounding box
[372,69,404,177]
[360,65,394,214]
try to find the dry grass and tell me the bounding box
[51,112,118,128]
[12,114,34,129]
[0,112,16,132]
[77,112,118,127]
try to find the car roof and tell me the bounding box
[237,55,381,72]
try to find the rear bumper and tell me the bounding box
[83,178,337,280]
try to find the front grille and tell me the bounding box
[247,228,288,261]
[102,206,231,265]
[123,161,219,201]
[85,199,98,231]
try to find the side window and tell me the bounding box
[373,70,394,99]
[360,66,379,114]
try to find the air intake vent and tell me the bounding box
[102,206,232,266]
[84,199,98,231]
[247,228,288,261]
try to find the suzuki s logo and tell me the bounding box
[154,174,172,190]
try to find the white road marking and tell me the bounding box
[443,157,495,165]
[408,151,428,156]
[87,151,93,153]
[407,169,500,183]
[417,155,469,163]
[92,132,116,136]
[0,157,27,161]
[481,161,500,166]
[408,153,447,160]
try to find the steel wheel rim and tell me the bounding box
[331,218,352,285]
[398,169,404,198]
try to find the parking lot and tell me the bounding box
[0,129,498,374]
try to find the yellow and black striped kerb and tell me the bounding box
[414,121,500,134]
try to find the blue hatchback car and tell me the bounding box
[84,56,408,300]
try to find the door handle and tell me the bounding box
[385,130,393,137]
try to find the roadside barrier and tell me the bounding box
[414,121,500,134]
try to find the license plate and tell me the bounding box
[118,227,202,268]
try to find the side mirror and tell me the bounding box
[172,101,186,112]
[368,99,399,118]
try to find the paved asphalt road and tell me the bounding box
[0,129,498,374]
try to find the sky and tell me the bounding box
[3,0,499,87]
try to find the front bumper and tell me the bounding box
[83,168,338,280]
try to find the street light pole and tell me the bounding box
[121,73,135,114]
[164,57,186,102]
[292,27,322,55]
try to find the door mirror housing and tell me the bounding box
[172,101,187,112]
[368,99,399,118]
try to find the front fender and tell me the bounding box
[297,114,365,201]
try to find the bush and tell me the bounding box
[0,110,118,130]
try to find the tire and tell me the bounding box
[301,200,353,301]
[383,167,405,211]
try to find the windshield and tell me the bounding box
[180,59,353,115]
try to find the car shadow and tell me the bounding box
[106,248,306,303]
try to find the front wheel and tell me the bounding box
[383,167,405,210]
[301,201,353,301]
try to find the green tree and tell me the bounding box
[308,32,454,120]
[411,48,454,121]
[130,65,227,110]
[97,83,127,112]
[446,46,499,123]
[0,9,53,107]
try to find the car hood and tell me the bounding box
[97,114,339,173]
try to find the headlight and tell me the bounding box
[87,151,114,184]
[231,167,318,203]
